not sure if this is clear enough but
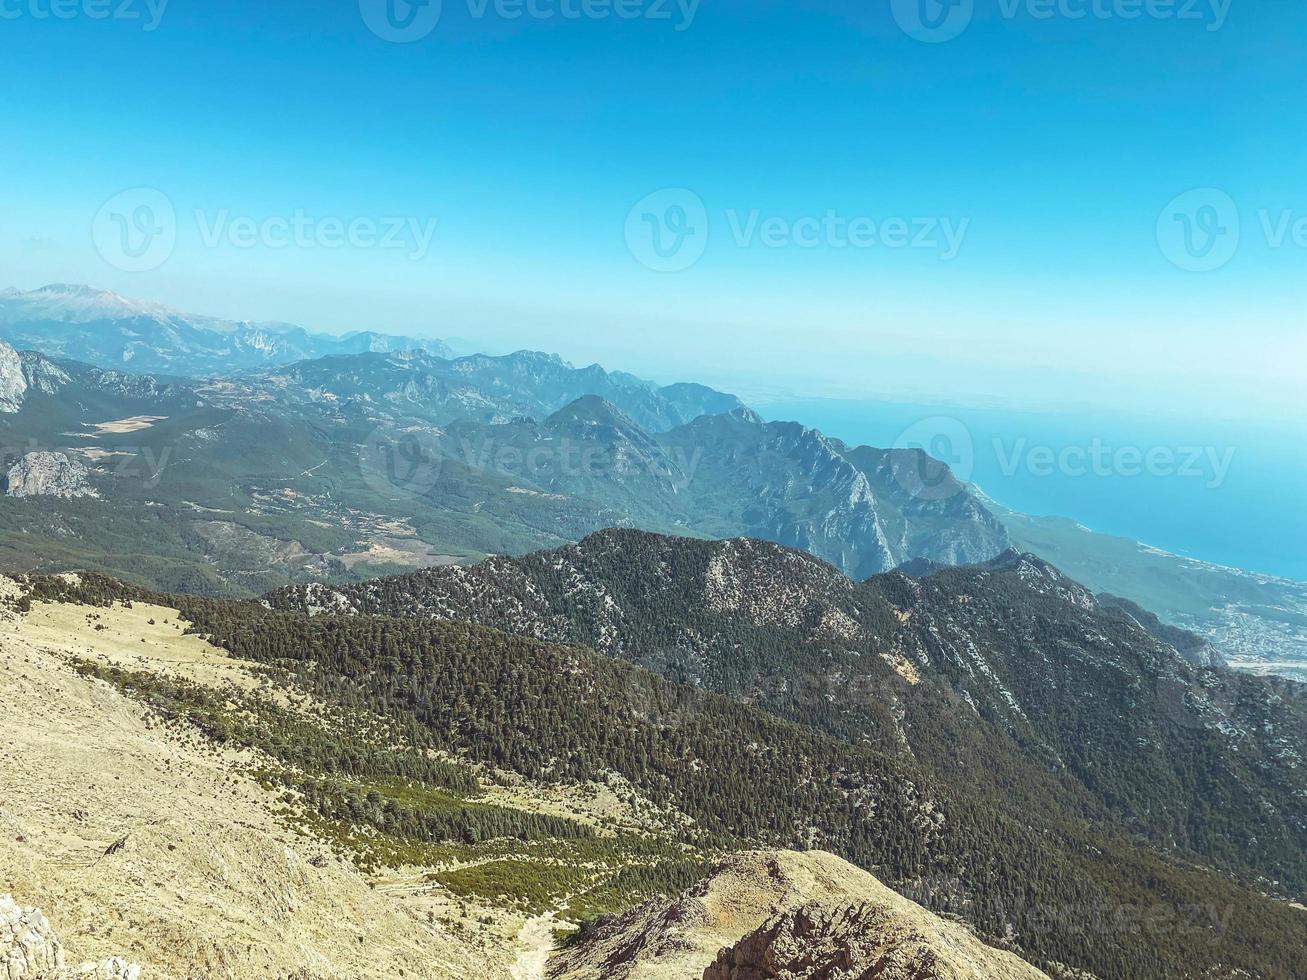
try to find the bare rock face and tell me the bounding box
[0,341,27,413]
[0,896,139,980]
[19,351,71,396]
[1,894,64,979]
[4,452,97,499]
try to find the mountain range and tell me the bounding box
[0,284,452,375]
[0,284,1303,684]
[0,305,1009,594]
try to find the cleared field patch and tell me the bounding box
[90,415,169,434]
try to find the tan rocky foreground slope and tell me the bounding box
[0,581,514,980]
[548,850,1050,980]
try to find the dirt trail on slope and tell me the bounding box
[511,913,559,980]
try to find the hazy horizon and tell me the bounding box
[2,2,1305,424]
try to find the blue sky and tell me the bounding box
[1,0,1304,421]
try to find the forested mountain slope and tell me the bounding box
[270,530,1307,900]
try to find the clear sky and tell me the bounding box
[1,0,1304,422]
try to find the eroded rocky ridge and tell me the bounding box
[547,850,1049,980]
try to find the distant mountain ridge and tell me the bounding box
[0,284,453,375]
[0,333,1008,592]
[257,346,746,433]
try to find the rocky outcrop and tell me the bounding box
[547,851,1049,980]
[1,895,64,979]
[4,453,97,499]
[0,341,27,413]
[71,960,139,980]
[704,900,1043,980]
[0,896,137,980]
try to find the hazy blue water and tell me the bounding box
[755,398,1307,582]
